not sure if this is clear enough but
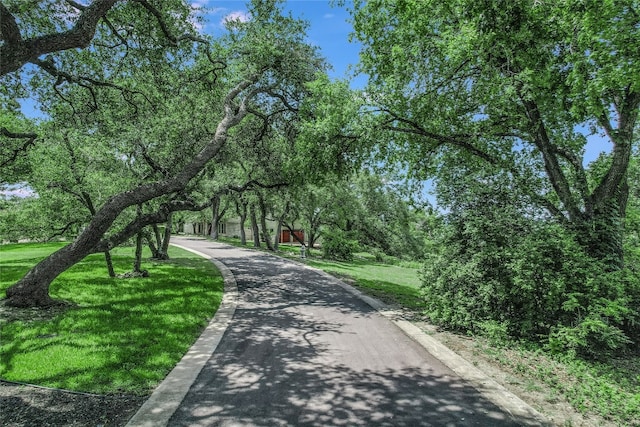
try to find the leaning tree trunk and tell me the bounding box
[159,213,172,258]
[146,228,161,259]
[4,76,258,307]
[148,213,173,260]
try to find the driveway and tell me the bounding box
[143,237,536,426]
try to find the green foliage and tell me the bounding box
[0,243,222,394]
[348,0,639,271]
[321,231,358,261]
[421,175,640,357]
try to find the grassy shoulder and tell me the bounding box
[220,236,639,426]
[0,242,222,396]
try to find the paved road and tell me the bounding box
[166,237,525,427]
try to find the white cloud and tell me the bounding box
[222,11,251,25]
[324,13,335,19]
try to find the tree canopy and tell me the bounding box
[347,0,639,267]
[1,0,330,307]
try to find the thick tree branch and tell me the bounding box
[590,90,640,210]
[519,96,582,220]
[0,2,21,44]
[0,0,120,76]
[549,144,590,204]
[0,127,38,168]
[0,0,214,77]
[92,198,208,252]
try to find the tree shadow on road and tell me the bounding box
[169,254,529,426]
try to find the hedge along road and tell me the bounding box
[129,236,548,427]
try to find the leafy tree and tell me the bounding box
[3,0,326,307]
[347,0,640,268]
[336,0,640,352]
[1,0,207,173]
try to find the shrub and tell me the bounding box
[321,231,358,261]
[421,215,640,357]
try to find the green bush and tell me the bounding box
[321,231,358,261]
[421,211,640,358]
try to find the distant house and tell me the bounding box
[182,217,305,244]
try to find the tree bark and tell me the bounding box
[210,195,220,240]
[274,219,282,251]
[258,193,274,251]
[209,193,228,241]
[104,250,116,277]
[133,232,143,273]
[0,0,120,76]
[250,204,260,248]
[146,228,161,258]
[160,213,172,258]
[235,198,249,245]
[4,77,259,307]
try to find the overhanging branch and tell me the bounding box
[0,127,38,168]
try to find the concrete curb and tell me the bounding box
[301,262,552,427]
[125,244,238,427]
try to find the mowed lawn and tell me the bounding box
[0,242,222,395]
[306,256,423,310]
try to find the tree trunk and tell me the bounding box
[159,213,172,258]
[250,205,260,248]
[258,193,274,251]
[209,194,228,241]
[104,250,116,277]
[146,228,161,258]
[235,197,249,245]
[576,180,629,270]
[4,76,258,307]
[133,204,144,273]
[210,195,220,240]
[274,220,282,251]
[134,230,143,273]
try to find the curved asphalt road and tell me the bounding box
[135,237,542,427]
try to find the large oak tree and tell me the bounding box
[2,0,326,307]
[346,0,639,268]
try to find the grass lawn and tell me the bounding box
[0,242,222,395]
[305,257,423,310]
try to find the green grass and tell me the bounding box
[476,341,640,426]
[0,242,222,395]
[305,257,423,310]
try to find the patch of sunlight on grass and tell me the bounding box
[0,243,222,395]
